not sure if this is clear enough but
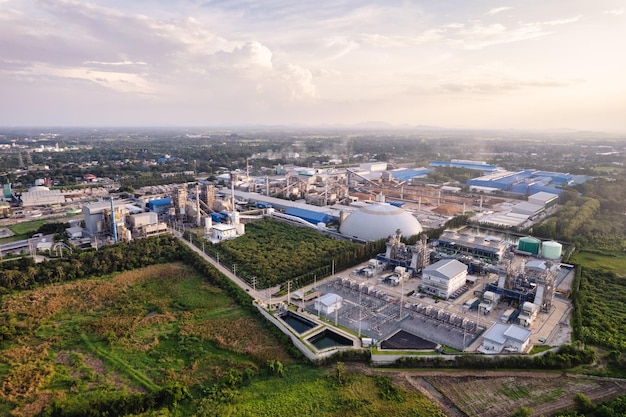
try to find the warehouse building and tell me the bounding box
[467,170,573,195]
[421,259,468,299]
[480,323,532,353]
[19,186,66,207]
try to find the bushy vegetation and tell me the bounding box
[531,180,626,251]
[197,219,386,289]
[198,364,445,417]
[392,345,597,370]
[0,262,294,416]
[0,235,186,294]
[570,266,626,352]
[553,393,626,417]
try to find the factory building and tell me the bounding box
[528,191,559,208]
[479,323,532,353]
[430,160,499,173]
[421,259,468,299]
[82,200,133,238]
[204,213,246,243]
[434,230,508,262]
[466,170,575,195]
[476,191,559,228]
[387,168,432,182]
[127,212,168,239]
[147,198,171,216]
[19,186,66,207]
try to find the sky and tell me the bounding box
[1,0,625,132]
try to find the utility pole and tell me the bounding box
[287,280,292,307]
[400,278,406,320]
[251,276,257,292]
[358,290,362,338]
[233,264,237,277]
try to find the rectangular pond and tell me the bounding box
[307,329,354,350]
[279,311,317,334]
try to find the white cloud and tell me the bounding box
[447,22,550,49]
[486,7,512,16]
[603,8,624,16]
[282,64,318,99]
[543,15,583,25]
[21,63,154,94]
[85,60,147,66]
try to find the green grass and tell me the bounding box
[80,332,161,392]
[0,263,294,415]
[497,385,531,400]
[372,347,438,355]
[207,364,445,417]
[570,251,626,277]
[7,219,47,235]
[529,345,554,354]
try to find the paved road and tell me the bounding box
[173,231,279,302]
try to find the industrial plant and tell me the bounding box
[2,158,575,358]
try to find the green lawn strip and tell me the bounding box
[372,347,438,355]
[7,219,48,235]
[79,333,160,392]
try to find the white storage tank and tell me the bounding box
[542,241,563,259]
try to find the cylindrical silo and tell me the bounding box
[518,237,541,255]
[542,241,562,259]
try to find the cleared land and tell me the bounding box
[375,369,626,417]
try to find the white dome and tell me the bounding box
[340,203,422,241]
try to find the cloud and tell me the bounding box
[447,22,550,49]
[543,15,583,25]
[282,64,318,99]
[603,8,624,16]
[440,78,580,95]
[361,29,444,47]
[213,41,273,70]
[486,7,512,16]
[15,62,154,94]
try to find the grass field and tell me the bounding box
[7,219,48,236]
[570,250,626,278]
[0,262,293,416]
[203,364,445,417]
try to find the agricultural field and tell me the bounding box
[408,371,626,417]
[0,262,293,416]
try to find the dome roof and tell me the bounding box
[339,203,422,241]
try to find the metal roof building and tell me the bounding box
[421,259,468,299]
[284,207,333,225]
[480,323,532,354]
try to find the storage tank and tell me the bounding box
[518,236,541,255]
[542,240,563,259]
